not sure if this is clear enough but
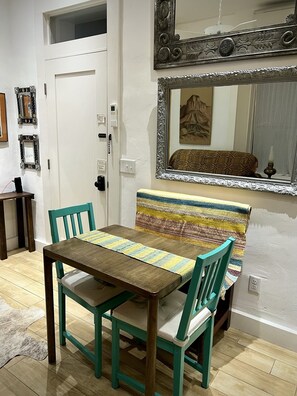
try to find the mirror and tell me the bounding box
[154,0,297,68]
[156,65,297,195]
[19,134,41,170]
[15,86,37,125]
[175,0,296,39]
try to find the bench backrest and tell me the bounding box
[135,189,251,294]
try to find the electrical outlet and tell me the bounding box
[248,275,261,294]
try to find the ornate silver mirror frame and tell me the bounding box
[154,0,297,68]
[156,66,297,195]
[19,134,41,170]
[14,86,37,125]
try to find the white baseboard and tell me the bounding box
[231,308,297,353]
[35,239,46,253]
[7,238,47,254]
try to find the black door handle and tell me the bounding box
[94,176,105,191]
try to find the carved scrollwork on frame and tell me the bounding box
[281,30,296,46]
[155,0,182,64]
[154,0,297,69]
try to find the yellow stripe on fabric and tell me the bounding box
[135,226,214,248]
[224,277,233,287]
[137,206,247,234]
[125,245,155,258]
[178,260,197,277]
[182,237,244,258]
[146,251,169,263]
[228,263,241,271]
[80,233,111,244]
[232,247,244,257]
[104,239,135,250]
[161,255,185,271]
[135,249,168,262]
[119,244,143,255]
[136,226,243,253]
[137,198,249,222]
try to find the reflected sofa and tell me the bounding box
[168,149,259,177]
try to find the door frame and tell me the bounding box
[34,0,122,244]
[45,51,108,225]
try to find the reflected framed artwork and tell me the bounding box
[0,93,8,142]
[179,87,213,145]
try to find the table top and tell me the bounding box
[0,191,34,201]
[43,224,207,299]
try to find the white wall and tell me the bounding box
[0,0,296,352]
[209,86,238,150]
[0,0,45,250]
[0,0,17,250]
[233,84,253,152]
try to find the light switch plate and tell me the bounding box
[120,159,136,174]
[97,159,106,172]
[97,114,106,125]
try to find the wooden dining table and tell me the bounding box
[43,224,206,396]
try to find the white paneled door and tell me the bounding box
[45,51,108,228]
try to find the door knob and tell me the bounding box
[94,176,105,191]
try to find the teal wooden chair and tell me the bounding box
[48,203,132,378]
[111,237,235,395]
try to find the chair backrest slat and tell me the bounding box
[202,260,219,303]
[48,203,96,279]
[63,216,71,239]
[77,213,84,234]
[176,237,235,341]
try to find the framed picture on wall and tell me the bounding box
[0,93,8,142]
[18,134,41,170]
[179,87,213,145]
[14,86,37,125]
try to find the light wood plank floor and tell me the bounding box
[0,249,296,396]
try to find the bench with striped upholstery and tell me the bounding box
[135,188,251,332]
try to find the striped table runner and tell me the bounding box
[76,230,196,282]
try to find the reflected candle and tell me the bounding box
[268,145,274,163]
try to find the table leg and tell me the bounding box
[16,198,25,248]
[24,197,35,252]
[0,201,7,260]
[44,254,56,363]
[145,296,158,396]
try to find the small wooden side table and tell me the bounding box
[0,191,35,260]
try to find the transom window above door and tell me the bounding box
[48,3,107,44]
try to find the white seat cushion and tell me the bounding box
[113,290,211,346]
[61,269,125,307]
